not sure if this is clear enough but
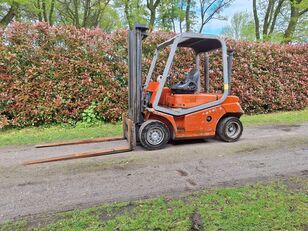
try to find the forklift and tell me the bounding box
[24,24,243,165]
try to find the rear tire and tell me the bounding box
[217,117,243,142]
[139,120,170,150]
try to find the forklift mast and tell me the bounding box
[128,24,148,127]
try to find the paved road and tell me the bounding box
[0,123,307,222]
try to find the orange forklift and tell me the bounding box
[24,24,243,165]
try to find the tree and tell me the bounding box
[99,5,122,32]
[252,0,260,39]
[0,0,37,27]
[198,0,233,33]
[157,0,185,32]
[185,0,191,31]
[283,0,308,43]
[146,0,160,30]
[292,11,307,42]
[35,0,56,25]
[115,0,146,29]
[57,0,110,28]
[0,1,19,27]
[252,0,307,42]
[253,0,287,41]
[223,11,255,41]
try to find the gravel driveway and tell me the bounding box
[0,123,307,222]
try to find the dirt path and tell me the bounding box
[0,123,307,222]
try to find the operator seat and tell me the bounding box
[171,68,200,94]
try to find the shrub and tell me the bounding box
[0,22,307,128]
[81,101,99,124]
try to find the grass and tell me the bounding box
[0,109,307,147]
[1,177,307,231]
[241,109,308,126]
[0,122,123,147]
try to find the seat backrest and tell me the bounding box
[185,68,200,84]
[170,68,201,94]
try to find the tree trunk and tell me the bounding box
[269,0,285,34]
[0,2,19,27]
[179,19,182,33]
[49,0,55,26]
[262,0,274,40]
[147,0,160,30]
[82,0,90,27]
[37,0,43,21]
[253,0,260,40]
[179,0,184,33]
[185,0,191,31]
[93,10,101,27]
[282,0,308,43]
[42,0,48,22]
[283,2,300,43]
[149,10,156,30]
[73,0,80,28]
[172,18,176,32]
[124,0,133,29]
[93,0,110,28]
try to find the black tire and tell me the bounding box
[216,116,243,142]
[139,120,170,150]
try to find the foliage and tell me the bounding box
[55,0,110,28]
[252,0,308,42]
[81,101,99,124]
[157,0,185,32]
[223,11,256,41]
[1,179,308,230]
[0,22,307,128]
[114,0,147,29]
[0,0,307,43]
[99,5,122,33]
[283,0,308,43]
[0,0,122,31]
[0,0,243,35]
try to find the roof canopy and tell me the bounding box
[157,33,223,53]
[178,37,222,53]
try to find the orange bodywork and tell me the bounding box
[143,81,244,140]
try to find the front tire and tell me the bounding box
[139,120,170,150]
[217,117,243,142]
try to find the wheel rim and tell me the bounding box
[226,121,241,139]
[146,128,164,146]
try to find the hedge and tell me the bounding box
[0,22,307,128]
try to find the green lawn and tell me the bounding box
[0,123,123,147]
[0,109,307,147]
[1,178,307,231]
[241,109,308,126]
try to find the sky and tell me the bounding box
[203,0,252,35]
